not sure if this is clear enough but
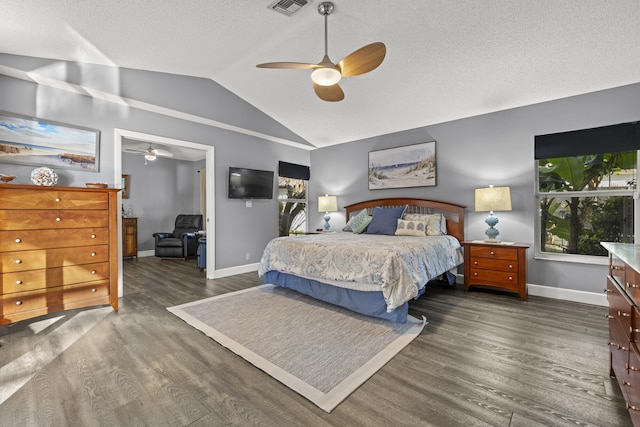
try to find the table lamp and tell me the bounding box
[318,195,338,231]
[475,185,512,243]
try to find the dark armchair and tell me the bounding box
[153,214,203,259]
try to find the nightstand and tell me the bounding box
[461,241,530,300]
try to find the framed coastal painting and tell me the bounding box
[0,111,100,171]
[368,141,437,190]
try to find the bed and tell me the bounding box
[258,197,466,322]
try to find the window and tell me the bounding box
[277,161,310,237]
[278,177,308,236]
[535,122,639,260]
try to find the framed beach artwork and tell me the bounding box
[0,111,100,172]
[368,141,436,190]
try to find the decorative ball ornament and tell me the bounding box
[30,167,58,186]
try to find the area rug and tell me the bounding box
[167,284,425,412]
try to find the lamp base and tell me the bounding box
[484,212,501,242]
[323,213,331,231]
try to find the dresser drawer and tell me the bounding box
[0,245,109,273]
[626,267,640,306]
[0,209,108,230]
[468,245,518,261]
[0,189,108,210]
[608,276,634,336]
[610,317,631,382]
[469,257,518,273]
[0,228,109,251]
[467,268,519,288]
[0,262,110,294]
[627,346,640,414]
[610,254,627,287]
[0,280,110,316]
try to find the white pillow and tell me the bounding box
[395,219,426,237]
[403,213,447,236]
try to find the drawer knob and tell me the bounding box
[56,217,61,222]
[608,341,617,346]
[624,380,632,387]
[604,288,613,293]
[473,273,478,276]
[15,301,22,305]
[508,276,513,281]
[629,404,640,412]
[621,345,630,351]
[91,252,97,256]
[16,280,22,285]
[15,259,22,264]
[55,198,61,202]
[91,288,97,292]
[91,234,96,239]
[508,264,513,269]
[15,238,21,243]
[628,364,640,372]
[91,270,97,274]
[612,266,623,270]
[473,261,478,265]
[632,284,640,288]
[619,311,631,317]
[606,315,614,319]
[490,251,495,255]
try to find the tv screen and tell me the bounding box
[228,167,274,199]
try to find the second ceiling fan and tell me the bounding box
[256,2,386,102]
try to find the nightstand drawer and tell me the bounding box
[468,245,518,260]
[468,268,518,286]
[469,258,518,273]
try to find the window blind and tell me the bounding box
[535,121,640,159]
[278,161,310,180]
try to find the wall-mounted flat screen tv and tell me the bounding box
[228,167,274,199]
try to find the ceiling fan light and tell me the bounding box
[311,67,341,86]
[144,153,156,161]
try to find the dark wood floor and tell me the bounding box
[0,256,633,426]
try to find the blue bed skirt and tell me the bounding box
[263,271,423,323]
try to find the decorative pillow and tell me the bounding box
[404,213,447,236]
[395,219,426,237]
[346,208,372,234]
[365,205,407,235]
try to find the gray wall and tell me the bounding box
[122,153,202,252]
[310,82,640,294]
[0,54,311,270]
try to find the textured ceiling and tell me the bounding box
[2,1,640,148]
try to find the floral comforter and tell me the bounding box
[258,233,463,312]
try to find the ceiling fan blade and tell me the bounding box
[314,83,344,102]
[256,62,318,70]
[153,148,174,157]
[337,42,386,77]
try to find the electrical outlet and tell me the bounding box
[246,252,250,261]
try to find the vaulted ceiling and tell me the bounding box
[2,1,640,148]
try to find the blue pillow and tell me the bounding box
[365,206,407,235]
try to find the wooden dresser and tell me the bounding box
[122,217,138,259]
[0,184,119,325]
[602,242,640,425]
[462,241,529,300]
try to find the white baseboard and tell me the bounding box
[137,250,154,258]
[527,283,607,306]
[214,263,259,279]
[456,274,607,306]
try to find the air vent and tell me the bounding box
[269,0,309,17]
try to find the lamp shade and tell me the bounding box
[318,195,338,212]
[475,186,512,212]
[311,67,341,86]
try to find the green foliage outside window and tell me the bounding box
[538,151,636,256]
[278,177,307,237]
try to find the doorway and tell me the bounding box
[113,129,216,297]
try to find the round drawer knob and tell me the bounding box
[91,234,96,239]
[473,261,478,265]
[508,276,513,281]
[15,238,21,243]
[509,264,513,269]
[16,280,23,285]
[15,301,22,305]
[473,272,478,276]
[91,252,97,256]
[490,251,495,255]
[56,217,61,222]
[55,198,61,202]
[91,288,97,292]
[15,259,22,264]
[91,270,97,274]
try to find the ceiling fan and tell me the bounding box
[123,143,174,164]
[256,1,386,102]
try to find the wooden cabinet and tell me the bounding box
[0,184,119,325]
[122,217,138,259]
[461,241,529,300]
[602,243,640,425]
